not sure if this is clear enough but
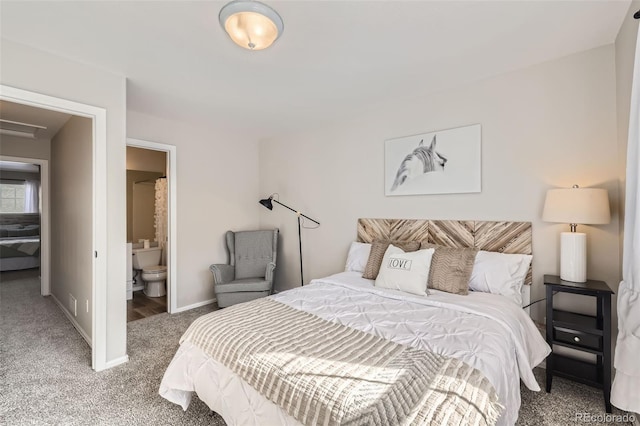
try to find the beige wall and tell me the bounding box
[259,45,620,325]
[126,170,164,242]
[125,146,167,242]
[1,39,127,364]
[0,134,51,160]
[126,146,166,173]
[127,111,260,309]
[50,116,93,339]
[615,1,640,276]
[132,181,156,242]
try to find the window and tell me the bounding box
[0,182,26,213]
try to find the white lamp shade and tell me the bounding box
[542,187,611,225]
[219,1,284,50]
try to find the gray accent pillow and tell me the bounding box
[421,242,478,295]
[362,240,420,280]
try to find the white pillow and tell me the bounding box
[469,251,532,305]
[344,242,372,273]
[374,245,435,296]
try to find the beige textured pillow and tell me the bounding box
[420,242,478,295]
[362,240,420,280]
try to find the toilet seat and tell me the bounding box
[143,265,167,274]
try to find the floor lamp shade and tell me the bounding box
[542,186,610,283]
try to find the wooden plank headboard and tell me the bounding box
[357,218,532,285]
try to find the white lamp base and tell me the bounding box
[560,232,587,283]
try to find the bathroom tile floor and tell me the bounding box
[127,290,166,322]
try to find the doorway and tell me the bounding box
[1,84,109,371]
[126,138,177,314]
[0,156,48,294]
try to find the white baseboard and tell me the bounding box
[50,293,92,348]
[104,355,129,370]
[171,298,216,314]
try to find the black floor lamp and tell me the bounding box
[259,194,320,286]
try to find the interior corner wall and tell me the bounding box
[258,45,620,326]
[51,116,93,339]
[126,110,260,309]
[615,1,640,276]
[0,134,51,160]
[0,38,127,365]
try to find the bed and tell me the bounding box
[0,223,40,271]
[160,219,551,426]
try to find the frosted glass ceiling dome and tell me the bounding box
[219,0,284,51]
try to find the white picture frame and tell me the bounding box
[385,124,481,196]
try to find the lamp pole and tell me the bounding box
[260,196,320,286]
[298,215,304,286]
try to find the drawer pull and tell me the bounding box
[574,336,581,343]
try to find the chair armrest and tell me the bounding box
[265,262,276,283]
[209,264,235,285]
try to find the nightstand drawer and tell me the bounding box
[554,326,602,350]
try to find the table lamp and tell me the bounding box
[542,185,610,282]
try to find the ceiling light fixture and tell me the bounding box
[219,0,284,51]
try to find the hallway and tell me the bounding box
[0,268,217,424]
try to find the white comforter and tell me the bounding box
[160,272,550,426]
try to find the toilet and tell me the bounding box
[132,246,167,297]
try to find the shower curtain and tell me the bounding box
[611,23,640,414]
[154,177,168,265]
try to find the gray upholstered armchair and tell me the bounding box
[210,229,279,308]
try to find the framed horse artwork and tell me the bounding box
[385,124,481,196]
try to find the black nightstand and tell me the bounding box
[544,274,614,413]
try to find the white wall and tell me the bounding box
[1,39,127,364]
[259,45,621,325]
[0,134,51,160]
[51,116,93,338]
[127,111,260,308]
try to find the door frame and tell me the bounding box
[0,155,49,294]
[126,138,178,313]
[1,84,108,371]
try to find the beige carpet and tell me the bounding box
[1,269,222,425]
[0,269,633,425]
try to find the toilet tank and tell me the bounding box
[132,246,162,269]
